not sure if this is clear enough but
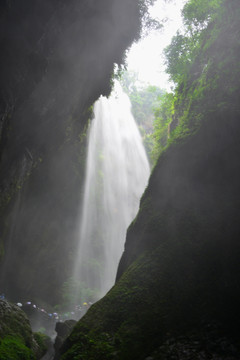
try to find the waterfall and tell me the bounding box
[73,81,150,301]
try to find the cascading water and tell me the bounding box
[73,81,150,301]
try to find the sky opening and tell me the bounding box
[126,0,187,90]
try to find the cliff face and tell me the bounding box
[59,2,240,359]
[0,0,142,304]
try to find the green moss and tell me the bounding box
[0,336,35,360]
[60,248,177,359]
[0,304,33,348]
[33,332,49,355]
[61,331,115,360]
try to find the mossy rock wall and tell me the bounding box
[0,299,49,359]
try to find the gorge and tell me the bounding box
[1,0,240,359]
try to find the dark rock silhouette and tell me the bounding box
[0,0,142,304]
[54,320,77,360]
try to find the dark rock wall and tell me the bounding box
[117,112,240,281]
[0,0,142,304]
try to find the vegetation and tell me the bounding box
[138,0,163,37]
[120,0,227,165]
[60,0,240,359]
[120,70,165,163]
[0,336,35,360]
[149,0,237,163]
[164,0,224,84]
[60,277,99,310]
[151,92,174,163]
[33,332,50,356]
[61,330,115,360]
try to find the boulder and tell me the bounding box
[0,299,48,359]
[54,319,77,360]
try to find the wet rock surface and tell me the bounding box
[54,319,77,360]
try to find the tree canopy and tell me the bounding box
[120,70,165,164]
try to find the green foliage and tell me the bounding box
[164,32,194,84]
[122,1,225,166]
[151,92,174,163]
[164,0,223,84]
[120,70,165,162]
[121,71,164,127]
[138,0,163,38]
[157,0,239,149]
[61,277,99,309]
[0,336,35,360]
[33,332,49,355]
[61,331,114,360]
[182,0,223,32]
[146,0,240,174]
[0,304,33,348]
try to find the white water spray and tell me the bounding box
[73,81,150,301]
